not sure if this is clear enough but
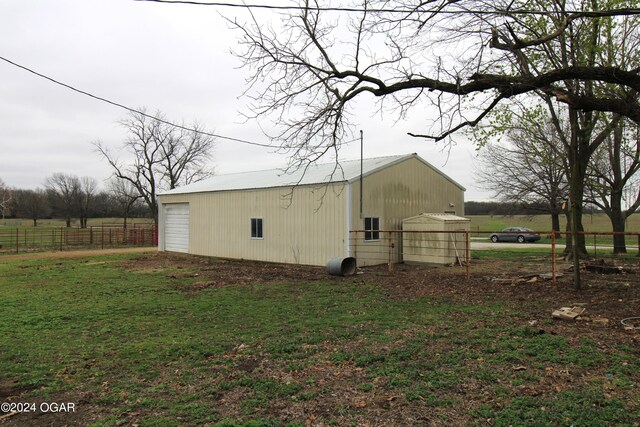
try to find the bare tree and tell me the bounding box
[585,118,640,253]
[0,178,12,222]
[13,188,51,227]
[160,121,216,188]
[45,173,81,227]
[107,178,141,228]
[95,109,215,226]
[78,176,98,228]
[231,0,640,159]
[475,105,568,235]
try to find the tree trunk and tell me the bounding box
[563,213,573,256]
[551,213,561,239]
[33,218,37,227]
[66,218,71,228]
[571,202,589,259]
[151,203,159,228]
[610,203,627,254]
[567,107,590,290]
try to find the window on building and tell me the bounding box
[364,217,380,241]
[251,218,263,239]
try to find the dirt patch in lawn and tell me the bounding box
[0,381,106,427]
[123,252,342,290]
[1,246,156,261]
[124,252,640,330]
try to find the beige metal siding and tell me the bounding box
[159,183,348,266]
[350,156,465,266]
[402,214,470,265]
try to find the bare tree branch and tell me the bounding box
[95,109,216,225]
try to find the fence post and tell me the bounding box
[551,231,556,287]
[351,231,357,261]
[387,232,393,272]
[15,228,19,253]
[465,231,470,280]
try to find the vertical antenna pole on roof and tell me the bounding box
[360,130,364,219]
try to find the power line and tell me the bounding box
[133,0,418,12]
[133,0,640,17]
[0,55,274,148]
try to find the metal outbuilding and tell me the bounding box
[402,213,471,265]
[157,153,466,267]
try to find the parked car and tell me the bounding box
[490,227,541,243]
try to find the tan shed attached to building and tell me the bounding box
[402,213,470,265]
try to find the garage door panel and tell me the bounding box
[164,203,189,253]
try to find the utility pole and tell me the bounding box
[360,129,364,219]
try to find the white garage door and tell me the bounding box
[164,203,189,253]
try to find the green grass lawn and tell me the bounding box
[1,253,639,426]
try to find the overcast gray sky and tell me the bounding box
[0,0,491,200]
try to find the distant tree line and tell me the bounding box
[0,174,150,227]
[465,201,600,217]
[0,108,216,228]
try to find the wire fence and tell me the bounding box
[350,229,640,285]
[0,224,157,255]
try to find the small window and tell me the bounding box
[251,218,263,239]
[364,217,380,241]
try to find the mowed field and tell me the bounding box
[468,213,640,233]
[1,251,639,426]
[0,218,155,254]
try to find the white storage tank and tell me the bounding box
[402,213,471,265]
